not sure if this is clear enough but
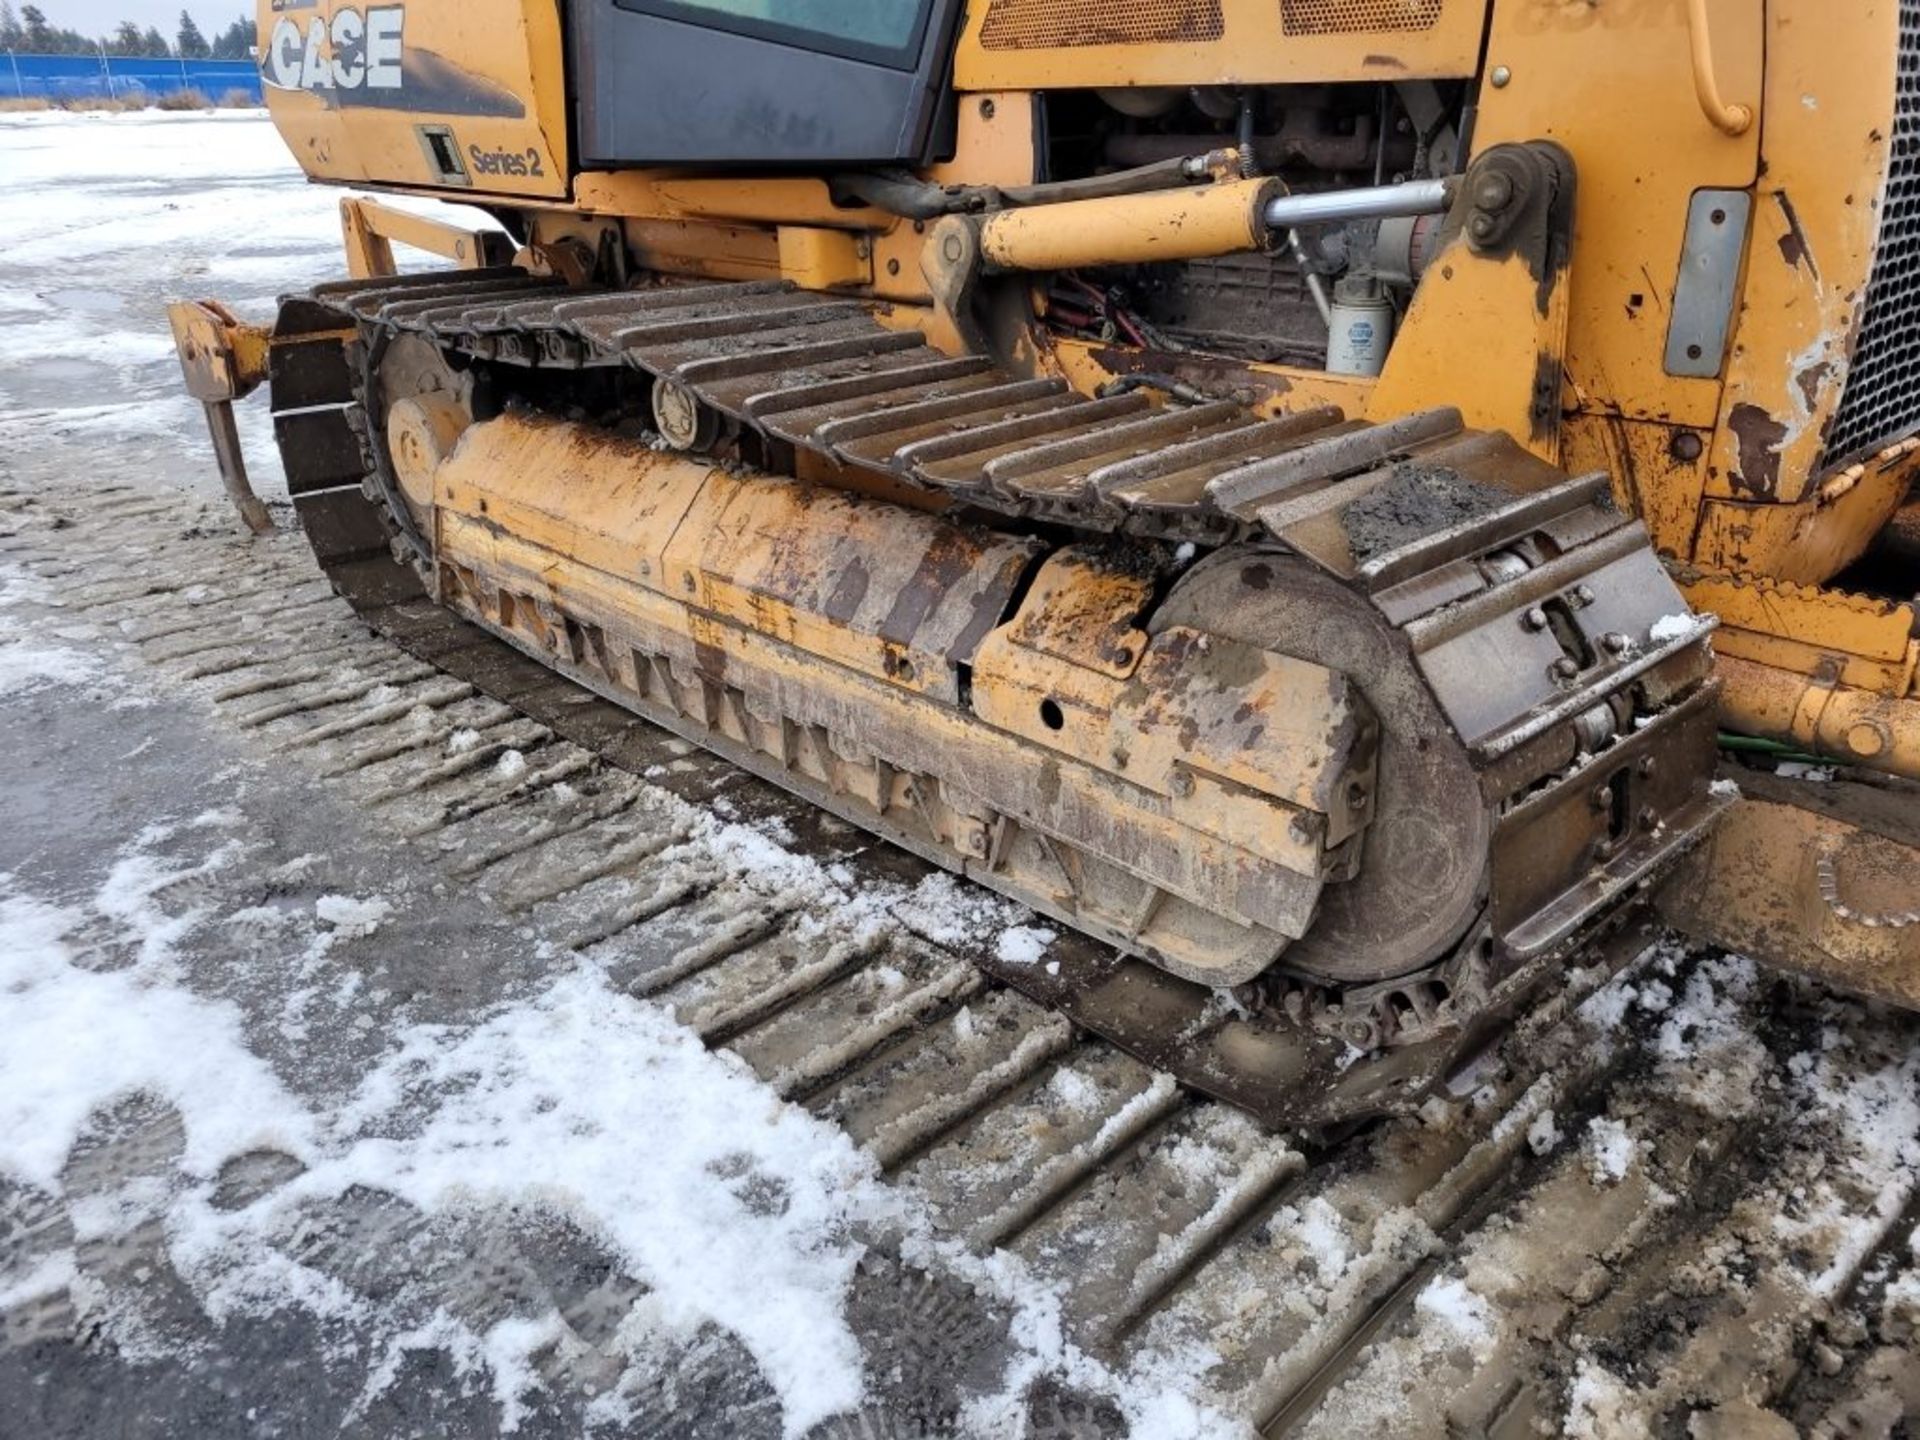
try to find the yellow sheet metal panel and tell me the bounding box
[1707,0,1901,507]
[1677,571,1918,669]
[955,0,1488,89]
[1365,244,1569,463]
[1691,444,1920,583]
[1560,414,1709,562]
[1471,0,1762,428]
[258,0,569,200]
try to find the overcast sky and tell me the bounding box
[20,2,248,38]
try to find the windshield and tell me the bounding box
[622,0,932,65]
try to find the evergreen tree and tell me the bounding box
[211,14,252,60]
[20,5,50,50]
[176,10,209,58]
[143,26,169,56]
[110,20,143,56]
[0,2,23,51]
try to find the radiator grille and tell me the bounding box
[1823,0,1920,467]
[1280,0,1445,36]
[978,0,1225,49]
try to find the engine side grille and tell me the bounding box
[978,0,1226,49]
[1280,0,1445,36]
[1823,0,1920,467]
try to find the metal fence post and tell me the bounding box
[98,43,113,99]
[6,50,21,101]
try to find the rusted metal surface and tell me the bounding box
[264,268,1728,1122]
[1660,770,1920,1012]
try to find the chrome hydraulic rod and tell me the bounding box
[1262,177,1454,229]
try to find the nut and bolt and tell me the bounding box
[1550,656,1581,680]
[1602,631,1632,655]
[1522,606,1548,632]
[1170,772,1197,798]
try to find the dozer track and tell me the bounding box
[266,268,1727,1128]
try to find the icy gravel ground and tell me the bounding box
[0,110,488,501]
[0,557,1223,1438]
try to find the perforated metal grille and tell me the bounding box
[1280,0,1444,36]
[978,0,1225,50]
[1823,0,1920,466]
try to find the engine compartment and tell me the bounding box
[1034,83,1464,376]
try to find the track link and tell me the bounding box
[267,270,1726,1128]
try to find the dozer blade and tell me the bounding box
[1660,766,1920,1012]
[263,272,1729,1128]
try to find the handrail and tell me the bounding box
[1686,0,1754,137]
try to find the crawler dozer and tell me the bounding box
[174,0,1920,1126]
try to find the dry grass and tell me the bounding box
[1,88,257,115]
[48,94,149,112]
[155,88,213,111]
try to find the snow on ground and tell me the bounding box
[0,818,897,1436]
[0,111,494,500]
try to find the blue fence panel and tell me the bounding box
[3,52,262,104]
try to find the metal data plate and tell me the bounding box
[1666,189,1753,378]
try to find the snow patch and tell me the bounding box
[1526,1109,1563,1157]
[1413,1275,1494,1355]
[1584,1117,1639,1186]
[1649,613,1697,644]
[0,638,100,694]
[1564,1357,1635,1439]
[0,880,313,1192]
[314,894,392,939]
[1775,760,1836,782]
[995,926,1056,967]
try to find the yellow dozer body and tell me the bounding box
[175,0,1920,1125]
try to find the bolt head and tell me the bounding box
[1551,656,1581,680]
[1522,606,1548,632]
[1473,171,1515,212]
[1491,64,1513,88]
[1602,631,1632,655]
